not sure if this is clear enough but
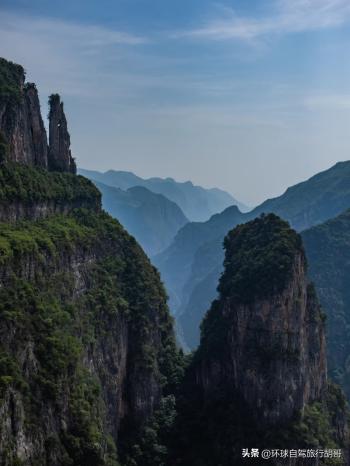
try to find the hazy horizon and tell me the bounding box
[2,0,350,205]
[79,159,349,210]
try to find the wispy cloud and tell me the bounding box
[180,0,350,41]
[0,10,147,47]
[0,9,255,100]
[0,9,150,99]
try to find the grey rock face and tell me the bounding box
[197,253,327,427]
[24,84,48,168]
[0,79,48,168]
[48,94,76,174]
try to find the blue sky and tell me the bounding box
[1,0,350,205]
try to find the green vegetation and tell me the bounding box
[1,52,349,465]
[0,209,119,266]
[218,213,304,303]
[0,205,182,466]
[0,271,117,466]
[0,168,346,465]
[48,93,60,108]
[198,214,305,355]
[0,163,100,206]
[0,350,27,398]
[0,131,9,162]
[282,383,347,466]
[0,58,24,104]
[124,395,177,466]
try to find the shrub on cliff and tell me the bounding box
[218,213,304,303]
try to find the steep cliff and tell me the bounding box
[0,59,47,168]
[172,214,348,466]
[48,94,76,174]
[0,57,183,466]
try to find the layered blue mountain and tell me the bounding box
[79,167,247,222]
[154,161,350,349]
[95,181,188,256]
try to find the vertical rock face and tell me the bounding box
[0,60,48,167]
[48,94,76,174]
[197,214,327,426]
[24,83,48,167]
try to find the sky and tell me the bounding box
[1,0,350,205]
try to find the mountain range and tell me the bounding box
[79,167,248,222]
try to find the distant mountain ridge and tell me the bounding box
[79,168,248,222]
[95,181,188,257]
[154,160,350,348]
[250,160,350,230]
